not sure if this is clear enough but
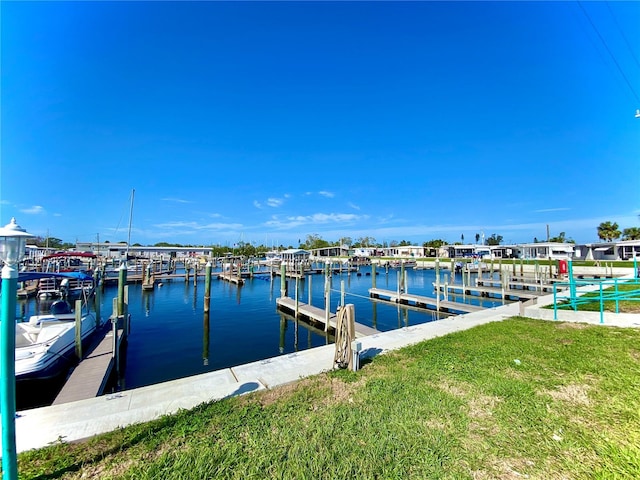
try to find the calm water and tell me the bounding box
[15,264,504,406]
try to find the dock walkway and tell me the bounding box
[434,283,539,301]
[369,287,484,314]
[52,323,125,405]
[276,297,378,338]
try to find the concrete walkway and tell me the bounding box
[6,285,640,455]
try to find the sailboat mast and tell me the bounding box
[126,189,135,258]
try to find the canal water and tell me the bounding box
[15,264,504,409]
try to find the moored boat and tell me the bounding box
[13,273,100,381]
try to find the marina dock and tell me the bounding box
[52,320,127,405]
[368,287,484,314]
[476,277,565,293]
[276,297,379,338]
[434,283,539,301]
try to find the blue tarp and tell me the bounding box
[14,271,94,283]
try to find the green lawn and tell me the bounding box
[18,318,640,479]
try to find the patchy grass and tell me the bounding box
[17,317,640,479]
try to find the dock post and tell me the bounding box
[194,262,198,286]
[95,276,102,328]
[461,266,466,299]
[341,279,345,307]
[396,271,401,301]
[204,261,212,313]
[435,259,440,312]
[280,263,286,298]
[295,275,300,318]
[75,299,83,359]
[400,260,405,292]
[371,263,376,288]
[308,275,312,305]
[117,262,127,317]
[444,275,448,302]
[324,271,330,332]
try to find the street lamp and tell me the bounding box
[0,217,33,480]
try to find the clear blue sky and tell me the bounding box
[2,1,639,248]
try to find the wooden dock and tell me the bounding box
[276,297,378,338]
[52,322,126,405]
[476,277,565,293]
[217,272,245,285]
[368,288,484,314]
[434,283,539,301]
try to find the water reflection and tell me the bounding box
[203,310,210,366]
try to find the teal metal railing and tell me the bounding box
[553,258,640,324]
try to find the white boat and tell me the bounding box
[14,274,99,381]
[259,251,282,266]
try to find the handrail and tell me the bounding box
[553,277,640,323]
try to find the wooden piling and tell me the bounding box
[75,299,82,360]
[204,261,212,313]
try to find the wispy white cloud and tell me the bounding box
[254,200,262,209]
[162,197,192,204]
[20,205,45,215]
[318,191,334,198]
[348,202,360,210]
[534,207,571,213]
[267,197,284,207]
[264,212,367,230]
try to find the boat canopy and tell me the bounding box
[14,271,94,283]
[42,251,96,261]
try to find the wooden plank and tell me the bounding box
[276,297,378,338]
[53,325,122,405]
[435,284,538,301]
[368,288,483,314]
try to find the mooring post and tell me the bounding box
[117,262,127,317]
[94,274,102,328]
[308,274,312,305]
[75,299,83,359]
[435,258,440,312]
[204,261,212,313]
[280,262,286,298]
[341,279,345,307]
[295,275,300,318]
[324,270,330,332]
[371,263,376,288]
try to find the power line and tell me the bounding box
[606,1,640,70]
[578,1,640,104]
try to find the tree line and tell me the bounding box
[31,220,639,255]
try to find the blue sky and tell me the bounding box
[1,1,639,248]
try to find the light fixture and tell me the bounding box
[1,217,33,480]
[0,217,33,266]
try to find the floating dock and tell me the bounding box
[276,297,378,338]
[52,320,127,405]
[368,287,484,314]
[434,283,539,301]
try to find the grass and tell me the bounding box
[17,317,640,479]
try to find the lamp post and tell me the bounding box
[0,218,33,479]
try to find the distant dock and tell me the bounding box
[368,287,484,314]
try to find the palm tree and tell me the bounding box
[597,221,621,242]
[622,227,640,240]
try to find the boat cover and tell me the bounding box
[11,271,94,283]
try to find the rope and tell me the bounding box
[333,304,355,369]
